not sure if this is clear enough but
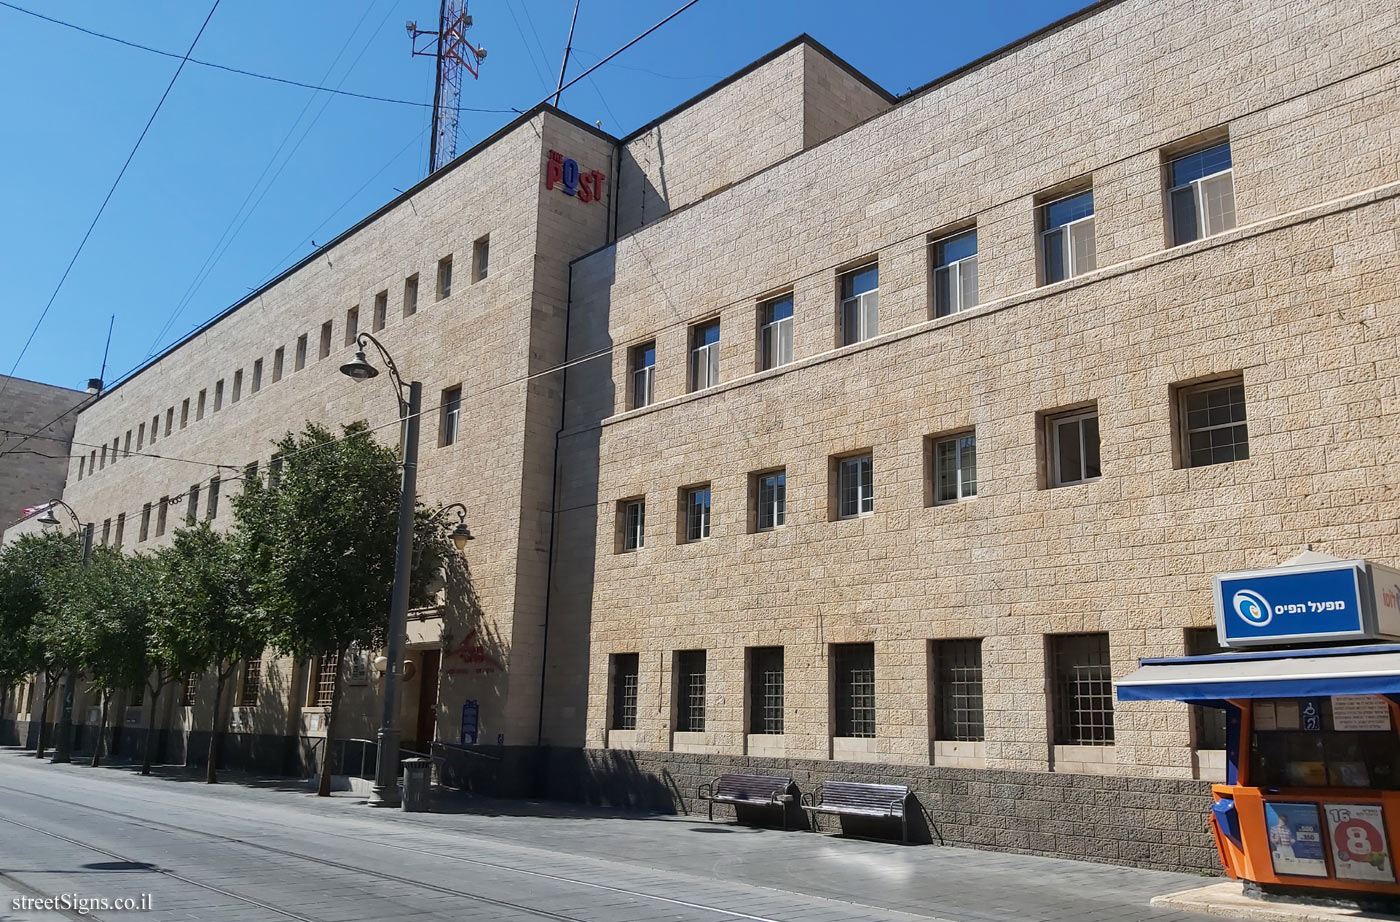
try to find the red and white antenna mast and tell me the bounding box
[408,1,487,174]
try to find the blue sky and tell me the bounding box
[1,0,1087,393]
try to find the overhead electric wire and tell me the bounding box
[0,0,222,410]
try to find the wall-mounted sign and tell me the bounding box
[1324,803,1395,882]
[461,699,479,745]
[1264,801,1329,877]
[1332,695,1392,732]
[1214,560,1400,647]
[545,150,606,203]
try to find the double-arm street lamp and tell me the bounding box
[340,332,470,807]
[35,499,93,764]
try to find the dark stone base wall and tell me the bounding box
[538,747,1221,876]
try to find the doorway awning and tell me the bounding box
[1116,644,1400,703]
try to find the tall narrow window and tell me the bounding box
[213,379,224,412]
[839,263,879,345]
[1185,628,1227,750]
[932,229,978,316]
[239,658,261,707]
[1169,142,1235,246]
[186,484,200,526]
[156,496,168,537]
[1041,189,1095,284]
[269,455,283,489]
[689,320,720,392]
[754,469,786,531]
[90,449,97,472]
[165,407,174,436]
[437,255,453,300]
[440,386,462,446]
[620,499,645,552]
[136,423,145,451]
[759,295,793,370]
[631,342,655,409]
[1047,407,1101,487]
[232,369,243,403]
[684,485,711,543]
[77,456,85,480]
[319,321,333,359]
[274,346,286,381]
[1179,377,1248,468]
[749,646,784,735]
[99,445,107,469]
[472,235,489,282]
[114,513,125,550]
[180,399,190,429]
[139,503,151,542]
[123,430,132,455]
[101,519,111,545]
[251,359,263,393]
[182,672,198,707]
[344,307,359,346]
[151,414,160,443]
[373,291,388,331]
[933,639,984,742]
[295,334,308,370]
[675,650,706,732]
[1051,633,1114,745]
[837,454,874,518]
[403,274,419,317]
[932,431,977,504]
[833,643,875,738]
[610,653,639,730]
[207,476,220,520]
[113,437,120,462]
[312,654,337,707]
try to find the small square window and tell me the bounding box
[1169,142,1235,246]
[689,320,720,392]
[610,653,639,730]
[618,499,645,552]
[1046,407,1100,487]
[839,263,878,346]
[437,255,453,300]
[404,274,419,316]
[753,469,786,531]
[373,291,387,331]
[472,235,489,282]
[1041,189,1095,284]
[1178,377,1248,468]
[631,342,655,409]
[345,307,359,346]
[931,430,977,504]
[758,295,793,370]
[440,386,462,446]
[931,229,978,317]
[835,453,873,518]
[682,485,711,543]
[748,646,784,734]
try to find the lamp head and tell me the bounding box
[339,350,379,380]
[36,508,61,527]
[450,522,474,552]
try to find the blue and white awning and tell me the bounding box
[1116,644,1400,703]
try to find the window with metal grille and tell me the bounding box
[684,486,711,542]
[312,655,337,707]
[754,470,786,531]
[1041,189,1095,284]
[1047,407,1101,487]
[839,263,878,346]
[631,342,655,409]
[1051,633,1114,745]
[837,454,873,518]
[932,229,978,317]
[239,658,261,707]
[1169,142,1235,246]
[610,653,638,730]
[759,295,793,370]
[1185,628,1227,749]
[932,431,977,504]
[1179,378,1248,468]
[182,672,198,707]
[620,499,645,552]
[933,639,984,741]
[833,643,875,738]
[748,646,784,734]
[689,320,720,391]
[675,650,706,732]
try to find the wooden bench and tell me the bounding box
[697,773,799,830]
[801,781,912,843]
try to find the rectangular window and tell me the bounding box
[1051,633,1114,746]
[754,469,786,531]
[180,399,190,429]
[440,386,462,446]
[1169,142,1235,246]
[933,639,984,742]
[759,295,793,370]
[90,449,97,473]
[156,497,168,537]
[99,445,107,469]
[630,342,655,409]
[932,431,977,504]
[839,263,879,345]
[232,369,242,403]
[472,235,489,282]
[748,646,784,735]
[213,379,224,412]
[130,685,143,707]
[139,503,151,542]
[77,456,85,480]
[620,499,645,552]
[182,672,198,707]
[684,485,711,543]
[101,519,111,545]
[136,423,145,451]
[112,437,120,462]
[239,658,261,707]
[123,430,132,456]
[675,650,706,732]
[1185,628,1227,750]
[833,643,875,738]
[207,476,220,520]
[689,320,720,392]
[1048,408,1101,487]
[837,454,874,518]
[319,321,332,359]
[1041,189,1095,284]
[295,334,308,370]
[186,484,200,526]
[312,654,337,707]
[345,307,359,346]
[274,346,286,381]
[269,455,283,489]
[932,229,978,317]
[373,290,387,331]
[114,513,125,550]
[194,390,206,421]
[151,414,160,443]
[251,359,262,393]
[165,408,174,436]
[1180,378,1248,468]
[403,274,419,316]
[610,653,639,730]
[244,461,258,486]
[437,255,453,300]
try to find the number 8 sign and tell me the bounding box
[1325,804,1396,883]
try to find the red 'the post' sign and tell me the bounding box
[546,150,605,203]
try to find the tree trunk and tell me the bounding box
[141,677,164,776]
[206,669,227,784]
[35,674,58,758]
[316,648,346,798]
[0,684,8,745]
[90,692,109,767]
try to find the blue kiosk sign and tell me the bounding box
[1214,559,1400,648]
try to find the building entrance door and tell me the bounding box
[413,650,441,750]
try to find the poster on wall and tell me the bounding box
[461,699,480,746]
[1264,802,1329,877]
[1324,803,1396,883]
[1332,696,1392,731]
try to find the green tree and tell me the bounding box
[234,422,449,796]
[0,531,83,757]
[155,522,262,783]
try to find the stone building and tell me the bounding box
[0,375,88,531]
[5,0,1398,873]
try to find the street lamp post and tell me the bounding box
[36,499,93,764]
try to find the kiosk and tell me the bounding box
[1118,551,1400,902]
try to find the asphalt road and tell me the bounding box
[0,750,1213,922]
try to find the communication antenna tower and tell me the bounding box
[408,1,487,174]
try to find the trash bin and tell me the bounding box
[400,758,432,813]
